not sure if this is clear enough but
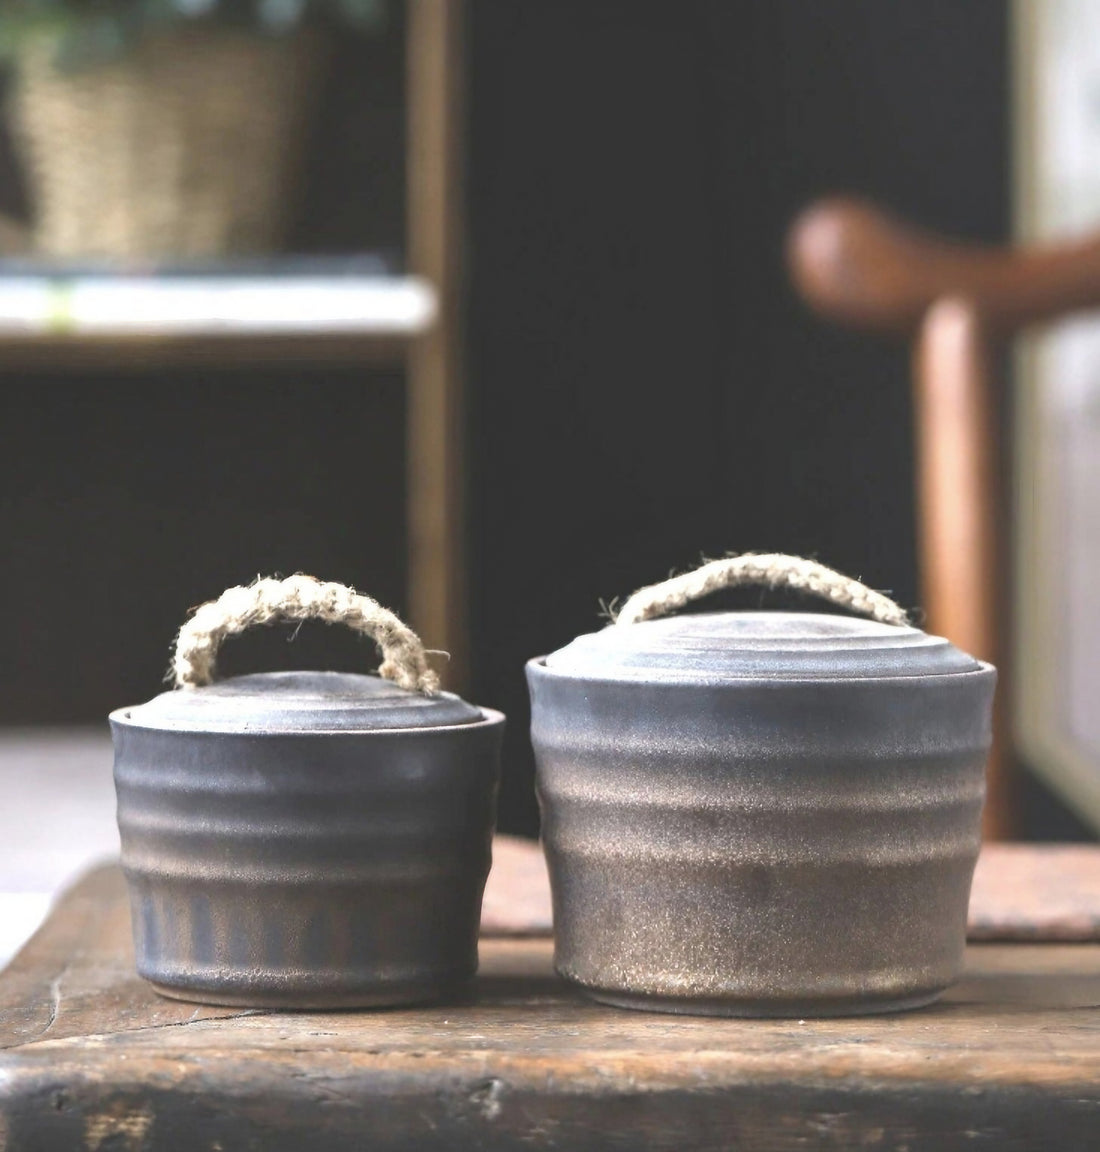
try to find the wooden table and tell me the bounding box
[3,847,1100,1150]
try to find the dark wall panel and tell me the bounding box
[468,0,1010,835]
[0,371,406,722]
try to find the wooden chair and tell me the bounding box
[788,197,1100,840]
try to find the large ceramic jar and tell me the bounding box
[111,576,504,1008]
[527,555,995,1017]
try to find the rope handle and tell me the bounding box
[613,554,909,628]
[172,575,440,695]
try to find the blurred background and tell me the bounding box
[4,0,1100,961]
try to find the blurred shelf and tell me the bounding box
[0,1,468,695]
[0,272,437,371]
[0,331,421,371]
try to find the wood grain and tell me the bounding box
[969,844,1100,941]
[2,862,1100,1149]
[406,0,469,690]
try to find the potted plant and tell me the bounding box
[0,0,385,258]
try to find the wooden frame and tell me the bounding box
[406,0,467,689]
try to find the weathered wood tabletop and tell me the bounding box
[2,843,1100,1151]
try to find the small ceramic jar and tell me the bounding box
[111,576,504,1008]
[527,555,995,1017]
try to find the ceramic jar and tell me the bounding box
[528,555,995,1017]
[111,576,504,1008]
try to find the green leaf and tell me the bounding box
[0,0,389,64]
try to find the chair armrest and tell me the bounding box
[788,196,1100,337]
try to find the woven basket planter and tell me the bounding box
[10,31,321,259]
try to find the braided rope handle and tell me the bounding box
[613,554,909,628]
[172,575,440,695]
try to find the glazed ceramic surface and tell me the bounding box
[528,611,995,1017]
[111,671,504,1008]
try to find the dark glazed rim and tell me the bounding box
[526,655,996,688]
[109,704,506,738]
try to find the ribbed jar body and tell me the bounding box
[111,715,503,1008]
[528,663,994,1016]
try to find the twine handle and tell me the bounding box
[172,575,440,695]
[613,554,909,628]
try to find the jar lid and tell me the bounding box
[115,576,483,734]
[120,670,483,733]
[543,611,981,682]
[542,555,985,683]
